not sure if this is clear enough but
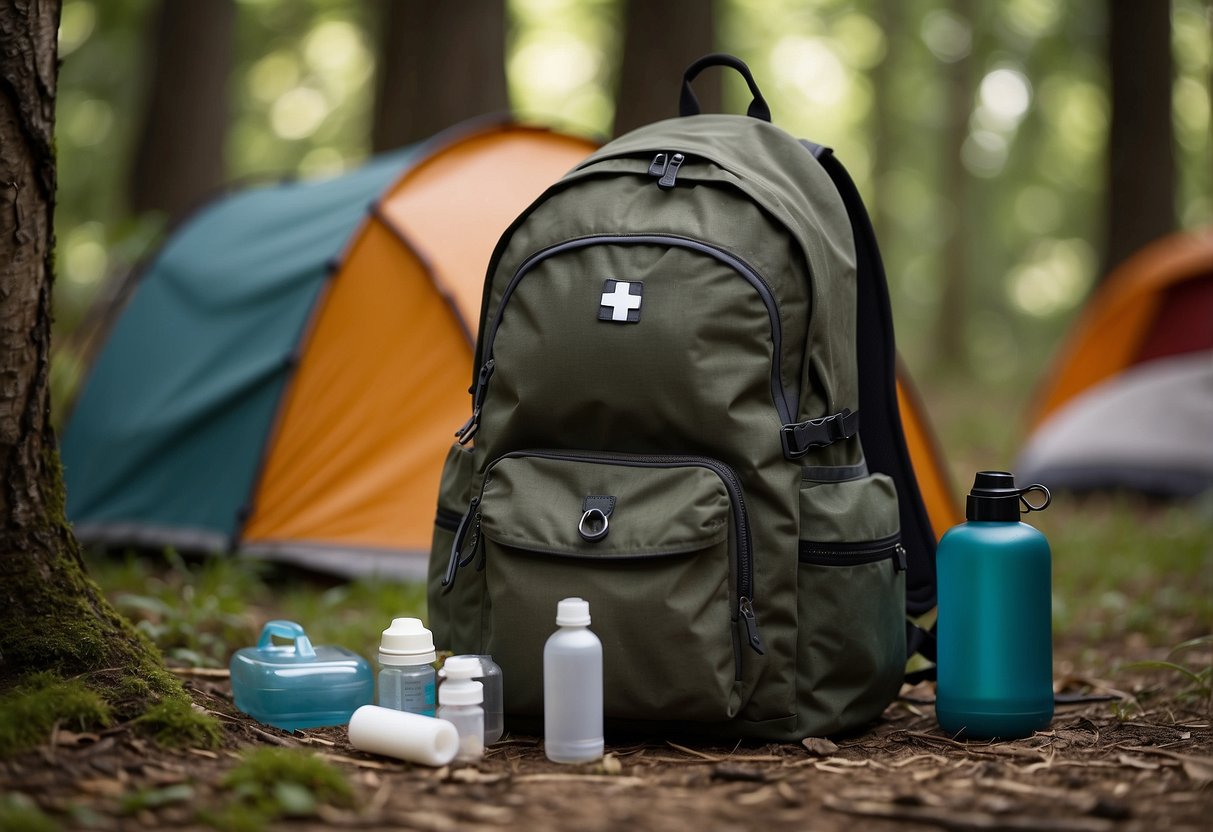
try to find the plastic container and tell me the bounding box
[230,620,373,730]
[936,471,1054,740]
[543,597,604,764]
[348,705,458,766]
[448,655,503,744]
[377,618,436,716]
[437,655,484,762]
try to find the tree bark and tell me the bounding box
[1103,0,1176,277]
[614,0,716,136]
[128,0,234,221]
[371,0,509,152]
[0,0,178,705]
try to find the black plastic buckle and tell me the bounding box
[780,408,858,459]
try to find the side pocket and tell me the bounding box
[796,471,906,736]
[425,442,477,653]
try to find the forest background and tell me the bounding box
[51,0,1212,477]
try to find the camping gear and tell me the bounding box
[1018,230,1213,497]
[436,656,485,762]
[544,598,604,764]
[60,122,597,577]
[348,705,459,766]
[935,472,1054,740]
[377,618,437,716]
[429,54,941,740]
[62,120,957,581]
[230,620,373,730]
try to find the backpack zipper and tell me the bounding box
[444,449,765,662]
[458,233,793,444]
[798,535,906,572]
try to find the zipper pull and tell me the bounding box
[648,152,669,177]
[739,597,765,655]
[658,152,685,189]
[894,543,908,573]
[455,359,495,444]
[442,498,481,590]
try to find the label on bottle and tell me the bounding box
[402,676,436,717]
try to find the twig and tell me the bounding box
[249,726,297,747]
[513,773,646,786]
[168,667,231,678]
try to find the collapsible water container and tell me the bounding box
[230,620,373,730]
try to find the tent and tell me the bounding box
[63,120,960,577]
[1017,230,1213,497]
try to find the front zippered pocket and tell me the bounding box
[457,234,795,445]
[470,449,763,723]
[798,533,906,570]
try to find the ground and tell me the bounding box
[1,496,1210,830]
[2,651,1210,831]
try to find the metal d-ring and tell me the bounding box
[578,507,610,541]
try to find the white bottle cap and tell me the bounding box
[379,617,436,666]
[439,656,484,706]
[556,597,591,627]
[348,705,458,766]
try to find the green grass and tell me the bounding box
[199,747,355,830]
[0,672,112,756]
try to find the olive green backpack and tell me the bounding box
[426,55,938,740]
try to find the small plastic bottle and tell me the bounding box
[451,655,503,745]
[543,597,604,764]
[376,618,436,717]
[936,471,1054,740]
[437,655,484,763]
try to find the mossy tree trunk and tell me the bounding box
[0,0,181,710]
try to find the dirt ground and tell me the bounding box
[3,644,1211,832]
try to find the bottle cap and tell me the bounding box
[966,471,1051,522]
[379,617,436,666]
[556,597,591,627]
[438,656,484,706]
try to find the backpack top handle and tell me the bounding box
[679,53,772,122]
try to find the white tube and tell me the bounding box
[348,705,459,766]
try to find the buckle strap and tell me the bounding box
[781,408,859,459]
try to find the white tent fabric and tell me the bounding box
[1017,351,1213,497]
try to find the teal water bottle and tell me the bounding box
[936,471,1053,740]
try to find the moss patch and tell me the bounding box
[0,793,58,832]
[201,747,355,829]
[0,672,112,756]
[132,697,221,749]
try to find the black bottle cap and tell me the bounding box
[966,471,1051,521]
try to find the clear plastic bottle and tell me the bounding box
[543,597,603,764]
[376,618,436,717]
[450,655,504,745]
[437,655,484,763]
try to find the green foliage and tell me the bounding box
[120,784,195,815]
[86,548,425,667]
[0,672,112,756]
[0,793,58,832]
[1120,635,1213,711]
[131,697,222,749]
[202,748,354,829]
[1041,496,1213,649]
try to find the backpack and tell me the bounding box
[426,54,938,740]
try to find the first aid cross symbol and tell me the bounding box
[600,281,642,322]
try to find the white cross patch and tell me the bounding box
[598,280,644,323]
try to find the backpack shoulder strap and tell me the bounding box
[802,141,938,618]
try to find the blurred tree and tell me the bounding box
[869,0,903,243]
[371,0,509,151]
[1104,0,1175,276]
[0,0,181,707]
[614,0,716,134]
[129,0,235,221]
[932,0,979,371]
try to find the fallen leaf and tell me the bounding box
[1180,755,1213,784]
[802,737,839,756]
[600,753,623,775]
[449,768,506,784]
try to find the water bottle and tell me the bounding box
[936,471,1054,740]
[437,656,484,763]
[543,597,604,764]
[376,618,436,717]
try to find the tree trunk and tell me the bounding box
[614,0,716,136]
[931,0,977,371]
[0,0,179,706]
[371,0,509,152]
[1103,0,1176,277]
[869,0,903,242]
[128,0,234,221]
